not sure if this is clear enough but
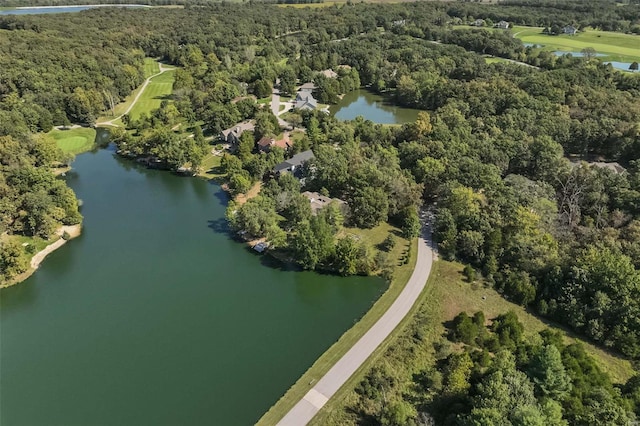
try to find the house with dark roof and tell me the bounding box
[472,19,485,27]
[273,150,315,176]
[295,92,318,111]
[220,121,255,144]
[495,20,510,29]
[563,25,578,35]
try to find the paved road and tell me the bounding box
[271,84,290,128]
[276,220,436,426]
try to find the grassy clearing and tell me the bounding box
[484,56,510,64]
[97,59,174,124]
[48,127,96,155]
[127,70,175,122]
[276,2,338,8]
[341,222,408,268]
[521,28,640,61]
[197,153,224,180]
[257,95,272,105]
[143,57,160,78]
[235,181,263,205]
[460,25,640,61]
[313,260,635,425]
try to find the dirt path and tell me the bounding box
[0,225,81,289]
[97,63,172,127]
[29,225,81,269]
[276,217,437,426]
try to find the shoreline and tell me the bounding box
[15,4,151,10]
[0,224,82,289]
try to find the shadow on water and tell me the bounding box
[210,183,230,206]
[207,218,229,235]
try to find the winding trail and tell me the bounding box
[97,63,172,127]
[276,218,437,426]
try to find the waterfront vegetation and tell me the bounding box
[1,0,640,422]
[258,236,417,426]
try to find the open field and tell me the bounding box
[48,127,96,155]
[127,70,175,122]
[97,59,174,124]
[312,260,635,425]
[143,57,160,78]
[457,24,640,62]
[257,232,417,426]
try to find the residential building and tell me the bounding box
[302,191,347,215]
[220,121,255,144]
[273,150,315,176]
[295,92,318,111]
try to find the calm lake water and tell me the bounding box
[330,89,421,124]
[0,141,385,425]
[0,5,147,15]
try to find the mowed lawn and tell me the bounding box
[143,57,160,78]
[48,127,96,155]
[517,26,640,60]
[127,70,175,122]
[455,24,640,61]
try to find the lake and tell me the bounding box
[330,89,421,124]
[0,5,148,15]
[0,140,385,425]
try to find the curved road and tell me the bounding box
[276,219,436,426]
[97,63,172,127]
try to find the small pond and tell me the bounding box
[329,89,421,124]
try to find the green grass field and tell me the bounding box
[312,260,635,425]
[197,153,224,180]
[48,127,97,155]
[143,57,160,78]
[127,70,176,122]
[97,59,173,124]
[458,24,640,62]
[257,229,416,426]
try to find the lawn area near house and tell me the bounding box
[127,70,176,122]
[197,153,224,180]
[312,259,636,425]
[48,127,96,155]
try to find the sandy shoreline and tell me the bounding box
[0,224,82,289]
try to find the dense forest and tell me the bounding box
[1,0,639,421]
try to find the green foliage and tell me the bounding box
[0,240,29,281]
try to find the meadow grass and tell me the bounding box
[48,127,96,155]
[312,260,635,425]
